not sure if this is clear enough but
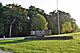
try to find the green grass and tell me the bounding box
[0,32,80,53]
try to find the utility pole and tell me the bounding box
[56,0,60,34]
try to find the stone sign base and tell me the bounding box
[25,36,73,40]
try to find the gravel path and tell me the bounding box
[0,49,14,53]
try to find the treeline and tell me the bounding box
[0,3,78,37]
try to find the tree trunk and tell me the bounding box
[9,17,16,37]
[9,24,12,37]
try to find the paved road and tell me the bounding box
[0,49,14,53]
[0,37,25,40]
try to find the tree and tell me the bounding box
[61,22,73,33]
[0,3,5,38]
[3,4,28,37]
[46,10,78,34]
[45,10,58,34]
[28,5,48,31]
[31,14,48,30]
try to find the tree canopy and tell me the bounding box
[46,10,78,34]
[0,3,78,37]
[31,14,48,30]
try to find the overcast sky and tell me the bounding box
[0,0,80,27]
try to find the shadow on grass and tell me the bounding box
[0,39,31,45]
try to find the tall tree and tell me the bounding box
[28,5,48,31]
[46,10,78,34]
[3,4,28,36]
[0,3,5,37]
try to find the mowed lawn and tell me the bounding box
[0,33,80,53]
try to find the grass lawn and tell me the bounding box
[0,32,80,53]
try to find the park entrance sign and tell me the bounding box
[30,30,52,37]
[25,30,73,40]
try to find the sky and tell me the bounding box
[0,0,80,27]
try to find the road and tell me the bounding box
[0,49,14,53]
[0,37,25,40]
